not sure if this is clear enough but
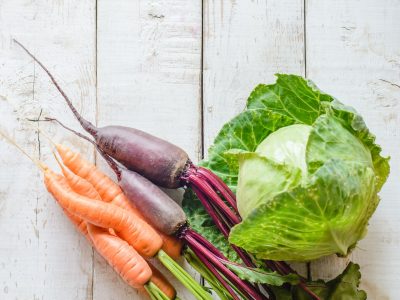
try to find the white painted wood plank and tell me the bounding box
[0,1,96,299]
[96,1,202,299]
[306,1,400,298]
[203,0,306,148]
[203,0,307,277]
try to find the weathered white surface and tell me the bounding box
[0,0,96,299]
[0,0,399,299]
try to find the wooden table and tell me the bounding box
[0,1,399,299]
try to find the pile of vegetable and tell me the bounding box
[2,41,388,299]
[184,74,389,298]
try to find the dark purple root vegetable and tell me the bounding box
[96,148,268,300]
[119,167,187,235]
[15,40,319,300]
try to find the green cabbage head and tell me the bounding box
[202,74,390,261]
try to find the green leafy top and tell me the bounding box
[197,74,389,261]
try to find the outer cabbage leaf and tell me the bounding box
[246,74,334,124]
[306,115,373,174]
[328,100,390,191]
[229,160,376,261]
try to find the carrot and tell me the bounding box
[55,143,121,202]
[49,150,212,299]
[53,152,102,201]
[64,210,89,237]
[87,224,152,288]
[0,132,179,300]
[44,169,163,258]
[87,224,176,299]
[53,156,177,298]
[55,143,183,260]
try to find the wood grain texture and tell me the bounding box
[0,0,96,299]
[202,0,308,277]
[96,1,202,299]
[0,0,399,299]
[203,0,305,148]
[306,1,400,298]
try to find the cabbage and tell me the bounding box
[201,74,390,261]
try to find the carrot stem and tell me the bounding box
[157,250,212,300]
[184,249,234,300]
[0,131,46,171]
[145,281,173,300]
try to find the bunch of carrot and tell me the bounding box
[0,130,212,300]
[47,143,178,300]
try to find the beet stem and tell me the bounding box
[199,167,237,202]
[196,167,237,210]
[188,230,272,298]
[190,247,240,300]
[186,229,226,259]
[191,186,231,238]
[185,234,266,300]
[188,174,240,224]
[14,39,98,136]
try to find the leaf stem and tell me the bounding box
[184,233,266,300]
[157,250,212,300]
[145,281,172,300]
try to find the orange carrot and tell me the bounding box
[56,143,121,202]
[87,224,152,288]
[64,210,89,237]
[44,169,163,258]
[52,158,176,298]
[54,152,102,201]
[56,143,183,259]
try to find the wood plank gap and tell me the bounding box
[304,0,310,281]
[91,1,98,299]
[200,0,205,288]
[200,0,205,161]
[303,0,307,78]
